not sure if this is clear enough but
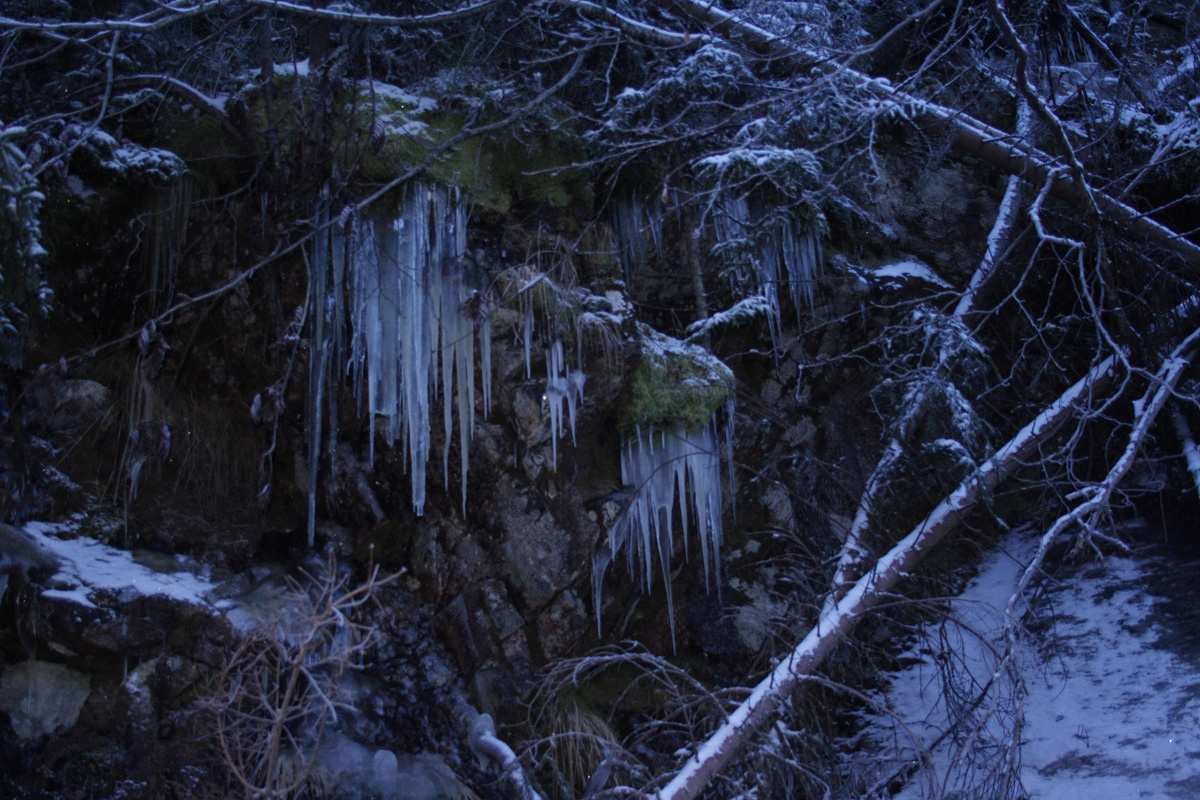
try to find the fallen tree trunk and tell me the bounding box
[653,354,1117,800]
[654,0,1200,269]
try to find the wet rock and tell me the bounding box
[485,473,598,611]
[438,594,488,675]
[763,484,795,531]
[0,660,91,739]
[313,732,472,800]
[511,384,546,448]
[536,589,587,659]
[24,377,112,439]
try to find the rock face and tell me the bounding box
[0,661,91,740]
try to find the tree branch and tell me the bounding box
[0,0,504,35]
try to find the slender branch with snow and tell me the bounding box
[954,96,1031,320]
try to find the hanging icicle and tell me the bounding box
[543,339,587,471]
[593,408,734,649]
[711,196,822,344]
[302,182,492,531]
[306,208,333,547]
[612,193,664,286]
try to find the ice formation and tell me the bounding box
[712,195,821,344]
[305,184,491,542]
[543,339,587,471]
[592,401,735,646]
[612,194,664,283]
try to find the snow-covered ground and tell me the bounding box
[860,527,1200,799]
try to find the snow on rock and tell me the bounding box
[685,295,773,341]
[85,130,186,184]
[24,519,221,611]
[870,259,950,289]
[357,79,439,112]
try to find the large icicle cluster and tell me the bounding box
[592,406,734,647]
[305,184,491,543]
[612,194,664,284]
[591,325,735,646]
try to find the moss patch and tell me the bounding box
[621,324,732,435]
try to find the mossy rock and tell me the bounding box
[167,72,592,215]
[620,323,732,435]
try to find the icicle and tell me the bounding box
[591,546,613,637]
[724,397,737,522]
[440,264,455,488]
[306,209,332,548]
[523,307,534,379]
[565,370,585,446]
[480,295,493,418]
[600,407,734,648]
[545,340,566,470]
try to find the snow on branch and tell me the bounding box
[651,353,1118,800]
[0,0,501,40]
[655,0,1200,269]
[553,0,707,48]
[0,0,504,35]
[109,75,240,140]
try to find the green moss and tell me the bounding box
[621,324,732,435]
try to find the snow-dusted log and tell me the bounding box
[653,0,1200,269]
[828,126,1024,613]
[653,354,1117,800]
[820,437,900,617]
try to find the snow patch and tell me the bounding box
[864,528,1200,799]
[23,519,220,610]
[872,260,949,288]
